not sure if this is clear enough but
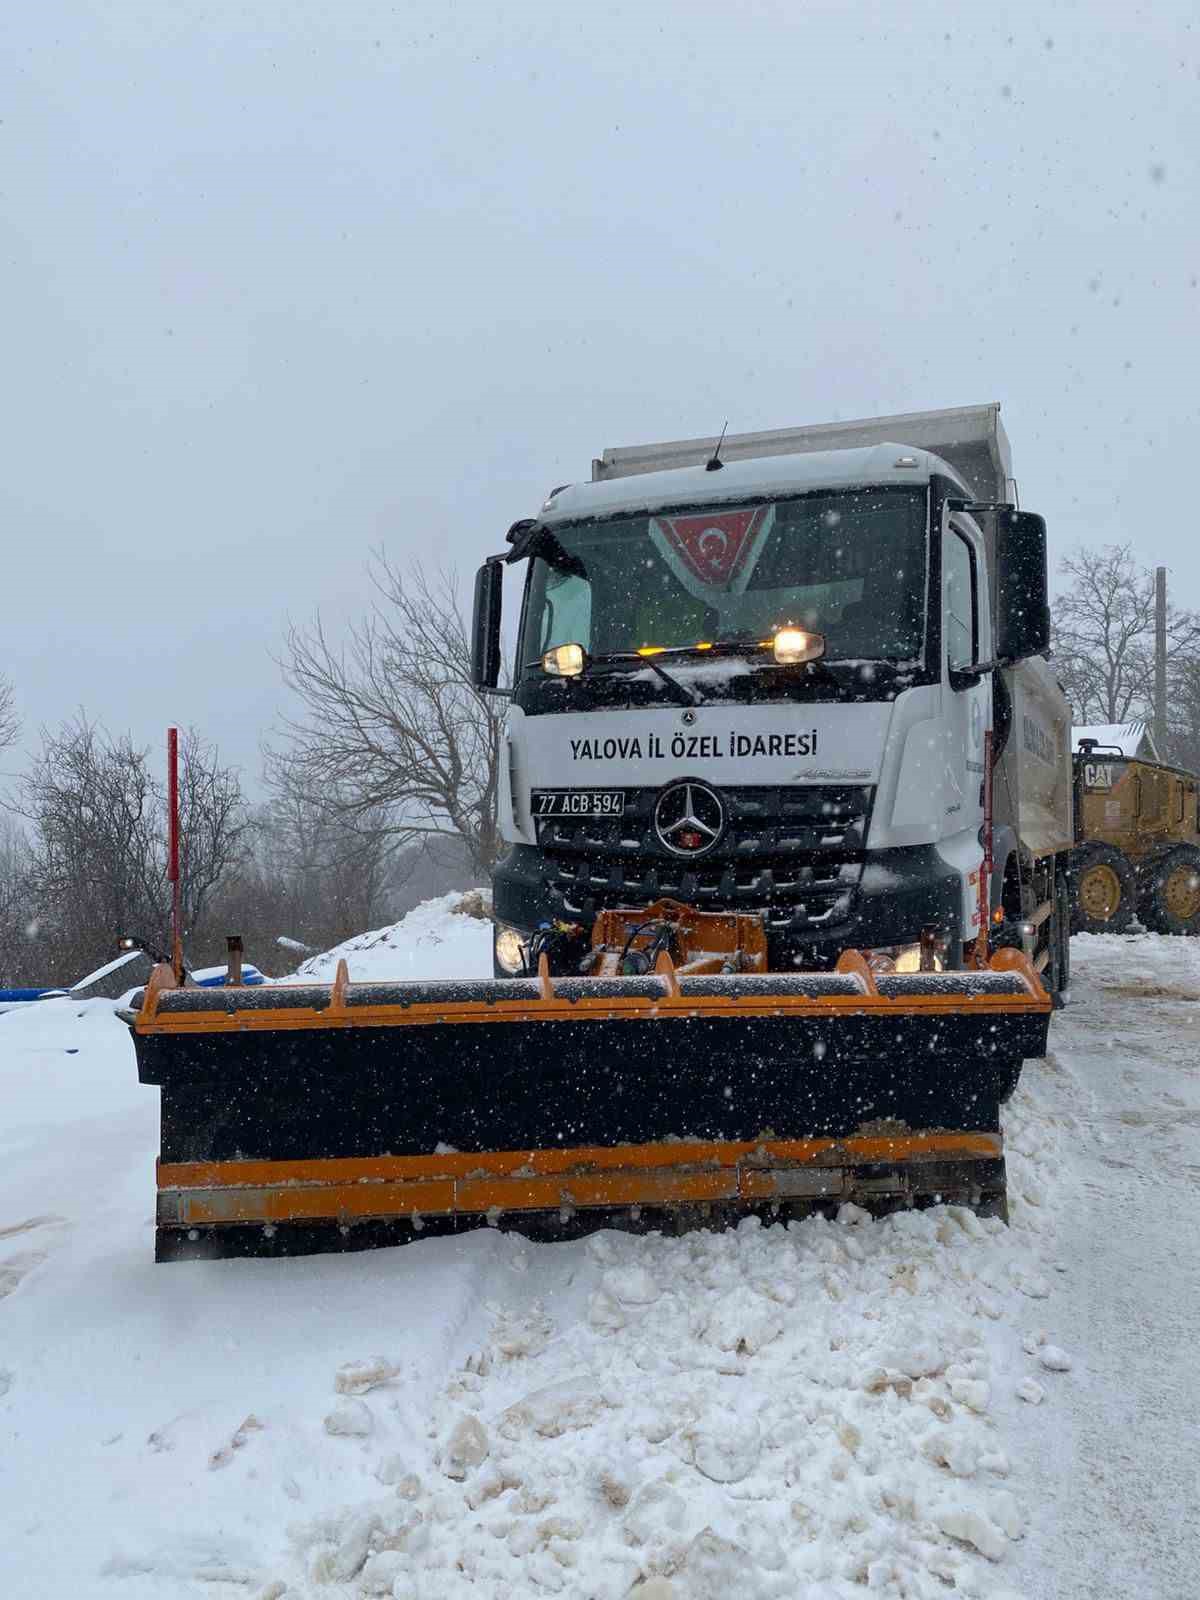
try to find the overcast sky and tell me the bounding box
[3,0,1197,787]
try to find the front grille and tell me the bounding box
[536,785,873,931]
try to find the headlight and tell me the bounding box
[893,943,924,974]
[866,941,944,975]
[542,642,585,677]
[494,924,528,974]
[771,627,825,665]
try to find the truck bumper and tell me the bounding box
[493,842,964,969]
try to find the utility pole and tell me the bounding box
[1155,566,1167,757]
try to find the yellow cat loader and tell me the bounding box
[128,406,1064,1261]
[1070,739,1200,935]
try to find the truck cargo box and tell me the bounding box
[999,655,1074,860]
[592,403,1015,505]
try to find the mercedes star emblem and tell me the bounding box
[654,781,725,858]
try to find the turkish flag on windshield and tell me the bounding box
[651,506,773,592]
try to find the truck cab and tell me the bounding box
[474,407,1067,986]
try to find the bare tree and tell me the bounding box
[0,815,36,986]
[189,792,412,974]
[269,559,506,874]
[21,719,162,975]
[0,674,18,757]
[1165,655,1200,774]
[259,787,397,946]
[177,731,250,932]
[1051,545,1200,725]
[17,718,247,980]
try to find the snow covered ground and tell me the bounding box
[290,893,494,986]
[1,905,1197,1599]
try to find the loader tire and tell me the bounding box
[1136,844,1200,936]
[1069,842,1135,934]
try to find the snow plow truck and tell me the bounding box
[128,404,1070,1261]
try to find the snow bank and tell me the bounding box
[268,1074,1064,1600]
[290,891,494,984]
[15,910,1180,1599]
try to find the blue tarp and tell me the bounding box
[3,965,266,1004]
[192,965,266,987]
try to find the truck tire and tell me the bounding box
[1048,869,1071,1005]
[1136,844,1200,935]
[1068,842,1135,934]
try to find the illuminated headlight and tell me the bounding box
[893,944,924,974]
[900,942,945,973]
[542,642,585,677]
[771,627,825,665]
[494,924,529,974]
[867,942,944,975]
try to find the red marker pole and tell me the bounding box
[167,727,182,982]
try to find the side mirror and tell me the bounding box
[994,510,1050,664]
[471,561,504,690]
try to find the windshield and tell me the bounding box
[521,486,927,673]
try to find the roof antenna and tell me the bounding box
[705,420,729,472]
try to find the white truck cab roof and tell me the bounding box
[539,442,968,526]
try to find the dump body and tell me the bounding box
[997,655,1074,860]
[591,404,1016,505]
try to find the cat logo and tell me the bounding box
[1084,762,1114,790]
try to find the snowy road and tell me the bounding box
[1009,935,1200,1600]
[1,904,1196,1599]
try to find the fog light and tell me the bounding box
[771,627,825,665]
[542,642,585,677]
[865,939,946,974]
[891,942,944,974]
[494,924,528,974]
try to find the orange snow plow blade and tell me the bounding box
[127,924,1050,1261]
[157,1131,1005,1229]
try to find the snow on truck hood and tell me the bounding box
[538,442,964,524]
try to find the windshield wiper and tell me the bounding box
[583,650,700,706]
[630,656,699,707]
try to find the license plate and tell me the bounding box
[532,789,625,819]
